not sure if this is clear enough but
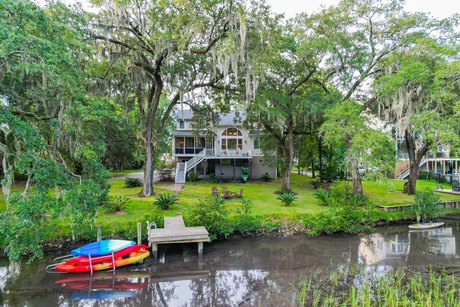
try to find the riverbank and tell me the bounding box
[2,221,460,306]
[2,210,457,260]
[2,174,460,260]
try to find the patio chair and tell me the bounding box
[232,189,243,198]
[452,181,460,192]
[222,187,232,199]
[212,187,219,197]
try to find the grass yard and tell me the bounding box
[110,169,143,177]
[1,173,460,239]
[103,174,460,221]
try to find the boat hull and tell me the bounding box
[408,222,445,230]
[56,250,150,273]
[71,240,136,257]
[66,245,149,265]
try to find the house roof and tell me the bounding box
[175,109,246,126]
[172,130,195,136]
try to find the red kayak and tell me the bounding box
[65,244,150,265]
[56,250,150,273]
[59,281,148,290]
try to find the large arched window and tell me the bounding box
[221,128,243,150]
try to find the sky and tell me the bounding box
[36,0,460,18]
[266,0,460,18]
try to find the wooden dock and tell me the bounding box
[148,215,210,257]
[376,200,460,212]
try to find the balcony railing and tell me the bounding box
[174,148,263,157]
[175,147,205,155]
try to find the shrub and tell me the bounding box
[207,172,219,183]
[152,193,178,210]
[306,207,372,235]
[277,192,298,207]
[314,187,370,208]
[233,199,260,234]
[314,189,332,206]
[412,189,441,223]
[186,196,233,240]
[124,177,142,188]
[158,167,174,182]
[261,173,272,182]
[310,179,322,189]
[187,171,199,182]
[104,196,130,213]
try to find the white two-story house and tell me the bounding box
[173,109,277,183]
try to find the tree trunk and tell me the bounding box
[141,102,156,197]
[282,121,295,193]
[142,135,155,197]
[403,129,428,195]
[350,159,363,194]
[311,160,316,178]
[318,136,323,182]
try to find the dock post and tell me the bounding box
[152,244,158,259]
[96,225,102,241]
[137,222,142,245]
[198,242,203,256]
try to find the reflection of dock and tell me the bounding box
[151,270,210,283]
[148,215,210,257]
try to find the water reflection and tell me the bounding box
[1,222,460,306]
[359,226,458,268]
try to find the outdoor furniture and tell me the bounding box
[232,189,243,198]
[212,187,219,197]
[222,187,232,199]
[452,181,460,192]
[436,183,443,190]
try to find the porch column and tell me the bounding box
[443,160,446,175]
[435,161,437,173]
[456,160,458,174]
[426,160,430,172]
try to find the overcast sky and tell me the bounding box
[266,0,460,18]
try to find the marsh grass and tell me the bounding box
[296,266,459,306]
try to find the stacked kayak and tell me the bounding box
[54,240,150,273]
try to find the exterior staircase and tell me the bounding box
[397,159,427,180]
[174,149,207,183]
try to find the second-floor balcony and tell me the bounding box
[174,148,262,158]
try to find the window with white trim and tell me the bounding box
[221,128,243,150]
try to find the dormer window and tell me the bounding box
[178,120,185,129]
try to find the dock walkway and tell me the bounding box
[148,215,210,257]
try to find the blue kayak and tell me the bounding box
[70,291,136,300]
[71,240,136,256]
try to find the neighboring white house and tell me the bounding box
[172,109,277,183]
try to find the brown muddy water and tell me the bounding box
[1,221,460,306]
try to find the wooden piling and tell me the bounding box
[96,225,102,241]
[137,222,142,245]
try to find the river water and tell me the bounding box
[1,221,460,306]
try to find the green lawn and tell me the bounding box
[1,174,459,237]
[104,174,460,220]
[110,169,143,177]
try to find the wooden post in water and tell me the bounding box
[137,222,142,245]
[96,225,102,241]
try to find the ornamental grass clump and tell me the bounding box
[277,192,297,207]
[153,193,178,210]
[124,177,142,188]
